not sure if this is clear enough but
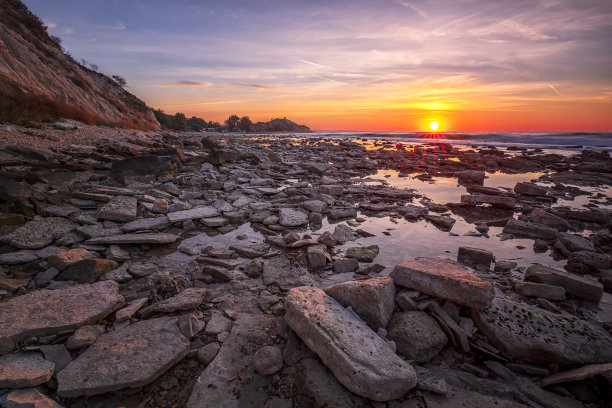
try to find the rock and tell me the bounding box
[0,278,28,292]
[424,386,528,408]
[556,232,596,253]
[472,297,612,366]
[514,182,548,196]
[65,325,105,350]
[178,314,202,338]
[262,256,304,290]
[390,258,494,309]
[0,281,124,354]
[494,260,517,273]
[456,170,485,182]
[460,194,516,209]
[320,185,343,195]
[33,268,60,287]
[325,277,396,330]
[0,251,39,265]
[85,233,180,245]
[121,217,171,232]
[204,310,233,335]
[47,248,95,271]
[129,263,158,278]
[346,245,379,262]
[39,344,72,373]
[332,258,359,273]
[284,286,417,401]
[167,206,219,223]
[302,200,328,213]
[525,264,603,303]
[514,281,565,301]
[566,251,611,274]
[139,288,210,317]
[0,387,64,408]
[502,219,557,240]
[331,224,359,244]
[196,342,220,366]
[306,244,328,269]
[4,144,65,162]
[111,154,182,183]
[115,298,148,322]
[425,214,456,231]
[457,247,495,270]
[1,217,77,249]
[106,245,131,262]
[200,217,228,227]
[229,244,269,258]
[540,362,612,387]
[0,352,54,388]
[387,311,448,363]
[187,314,275,408]
[57,317,189,397]
[97,196,138,222]
[328,208,358,220]
[530,208,570,232]
[244,260,264,278]
[57,258,118,283]
[253,346,283,375]
[278,208,308,227]
[302,162,330,175]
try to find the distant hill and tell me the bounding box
[0,0,159,130]
[251,117,310,133]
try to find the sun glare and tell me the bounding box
[429,121,439,131]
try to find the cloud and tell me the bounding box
[232,83,276,90]
[548,83,563,96]
[93,22,127,31]
[152,81,213,87]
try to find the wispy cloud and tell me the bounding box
[93,22,126,31]
[152,81,213,88]
[232,83,276,90]
[548,83,563,96]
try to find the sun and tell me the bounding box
[429,121,439,131]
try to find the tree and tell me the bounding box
[238,116,253,132]
[171,112,187,131]
[186,116,207,131]
[111,75,127,88]
[225,114,240,131]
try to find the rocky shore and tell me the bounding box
[0,123,611,408]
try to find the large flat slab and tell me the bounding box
[85,233,180,245]
[57,317,189,397]
[0,217,77,249]
[0,281,124,354]
[525,264,603,303]
[187,314,275,408]
[284,286,416,401]
[390,258,494,309]
[0,352,54,388]
[167,207,219,223]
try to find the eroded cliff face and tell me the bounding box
[0,0,159,130]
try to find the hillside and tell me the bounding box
[251,117,310,133]
[0,0,159,130]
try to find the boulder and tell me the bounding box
[556,232,596,253]
[387,311,448,363]
[325,277,396,330]
[284,286,417,401]
[525,264,603,303]
[332,258,359,273]
[457,247,494,270]
[565,251,611,274]
[502,219,557,241]
[1,217,77,249]
[57,258,118,283]
[57,317,189,397]
[472,297,612,366]
[253,346,283,375]
[278,208,308,227]
[306,244,328,269]
[530,208,569,232]
[0,352,54,388]
[390,258,494,309]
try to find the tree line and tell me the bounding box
[152,109,255,132]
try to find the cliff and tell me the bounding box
[0,0,159,130]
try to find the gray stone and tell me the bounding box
[302,200,328,213]
[121,217,171,232]
[502,219,557,240]
[253,346,283,375]
[328,208,358,220]
[0,251,39,265]
[57,317,189,397]
[514,281,565,301]
[230,244,270,259]
[331,224,359,244]
[461,194,516,209]
[387,311,448,363]
[0,387,64,408]
[97,196,138,222]
[0,281,124,354]
[540,362,612,387]
[57,258,118,283]
[167,206,219,223]
[566,250,611,274]
[278,208,308,227]
[129,263,158,278]
[115,298,148,322]
[200,217,228,227]
[325,277,396,330]
[33,268,60,288]
[39,344,72,373]
[346,245,379,263]
[332,258,359,273]
[262,256,304,290]
[204,310,233,334]
[472,297,612,366]
[1,217,77,249]
[414,365,448,394]
[457,247,494,270]
[390,258,494,309]
[0,352,54,388]
[284,286,417,401]
[514,182,548,196]
[556,232,596,253]
[530,208,569,231]
[65,325,105,350]
[139,288,210,317]
[85,233,180,245]
[196,342,220,366]
[306,244,328,269]
[525,264,603,303]
[424,386,528,408]
[106,245,131,262]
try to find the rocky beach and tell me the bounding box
[0,123,611,407]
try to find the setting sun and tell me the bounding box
[429,121,439,131]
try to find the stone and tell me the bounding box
[106,245,130,262]
[284,286,417,401]
[129,263,158,278]
[0,387,64,408]
[502,219,557,240]
[57,258,118,283]
[121,217,171,232]
[325,277,396,330]
[331,224,359,244]
[178,314,202,338]
[200,217,228,227]
[525,264,603,303]
[47,248,94,271]
[262,256,304,290]
[244,260,264,278]
[425,214,456,231]
[39,344,72,372]
[0,352,54,388]
[0,251,39,265]
[306,244,328,269]
[424,386,528,408]
[204,310,233,334]
[387,311,448,363]
[111,154,182,182]
[472,297,612,366]
[556,232,596,253]
[540,362,612,387]
[65,325,105,350]
[0,281,124,354]
[457,247,494,270]
[346,245,379,263]
[332,258,359,273]
[514,281,565,301]
[57,317,189,397]
[302,200,327,213]
[187,314,275,408]
[390,258,494,309]
[115,298,148,321]
[414,365,448,395]
[328,208,358,220]
[460,194,516,209]
[139,288,210,317]
[229,244,270,258]
[33,268,60,287]
[0,278,28,292]
[303,162,330,175]
[1,217,77,249]
[253,346,283,375]
[566,251,611,274]
[97,196,138,222]
[85,233,180,245]
[530,208,570,232]
[167,206,219,223]
[514,182,548,196]
[278,208,308,227]
[196,342,220,366]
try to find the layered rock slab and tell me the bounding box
[0,352,54,388]
[390,258,494,309]
[57,317,189,397]
[0,281,124,354]
[0,217,77,249]
[472,297,612,366]
[284,286,417,401]
[85,233,180,245]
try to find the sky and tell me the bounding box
[24,0,612,131]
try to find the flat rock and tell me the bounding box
[0,387,64,408]
[514,182,548,196]
[167,207,219,223]
[47,248,94,271]
[387,311,448,363]
[324,277,395,330]
[97,196,138,222]
[0,281,124,354]
[540,362,612,387]
[424,386,528,408]
[58,258,118,283]
[262,256,304,290]
[0,251,39,265]
[556,232,596,253]
[331,224,359,244]
[57,317,189,397]
[284,286,416,401]
[229,244,269,258]
[390,258,494,309]
[514,281,565,301]
[0,352,54,388]
[187,314,275,408]
[525,264,603,303]
[121,217,171,232]
[461,194,516,209]
[139,288,211,317]
[85,233,180,245]
[65,325,105,350]
[472,297,612,366]
[278,208,308,227]
[530,208,569,232]
[502,219,557,241]
[1,217,77,249]
[457,247,494,270]
[115,298,148,322]
[346,245,379,263]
